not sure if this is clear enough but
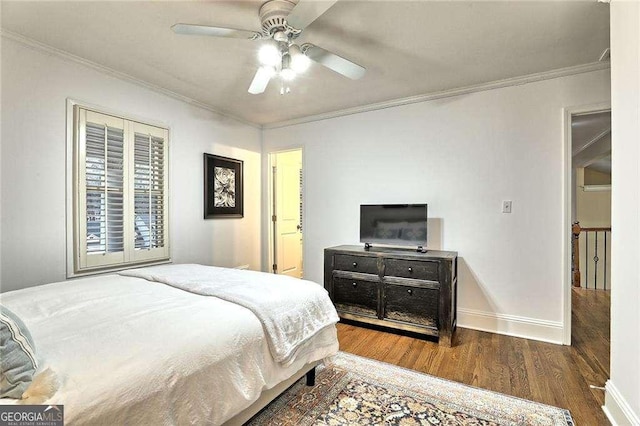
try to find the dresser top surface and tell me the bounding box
[326,245,457,260]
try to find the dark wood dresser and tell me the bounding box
[324,245,458,346]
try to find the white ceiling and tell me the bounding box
[572,111,611,175]
[588,155,611,175]
[1,1,610,126]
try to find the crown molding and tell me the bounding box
[0,29,261,129]
[263,61,611,130]
[2,29,611,132]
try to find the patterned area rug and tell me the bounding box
[248,352,574,425]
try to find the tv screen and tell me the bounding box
[360,204,428,247]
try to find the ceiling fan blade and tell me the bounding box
[303,44,366,80]
[171,23,261,40]
[248,67,274,94]
[285,0,338,30]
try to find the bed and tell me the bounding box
[0,264,340,425]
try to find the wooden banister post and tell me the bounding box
[572,222,582,287]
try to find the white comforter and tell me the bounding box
[120,264,340,365]
[0,273,339,425]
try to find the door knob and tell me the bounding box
[352,262,357,268]
[352,282,358,287]
[407,289,413,295]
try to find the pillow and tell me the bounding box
[0,306,38,399]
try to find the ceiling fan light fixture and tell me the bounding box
[280,68,296,81]
[263,65,277,77]
[289,44,311,73]
[273,30,288,42]
[258,41,281,67]
[280,53,296,81]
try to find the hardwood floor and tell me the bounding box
[336,287,611,425]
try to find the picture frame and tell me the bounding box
[204,153,244,219]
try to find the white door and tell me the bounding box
[273,150,303,278]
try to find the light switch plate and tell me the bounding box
[502,200,512,213]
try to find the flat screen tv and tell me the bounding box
[360,204,428,249]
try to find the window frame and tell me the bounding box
[66,99,171,277]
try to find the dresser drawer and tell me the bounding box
[334,254,378,274]
[333,277,378,317]
[384,284,439,329]
[385,258,439,281]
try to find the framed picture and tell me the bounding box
[204,153,243,219]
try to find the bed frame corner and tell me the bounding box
[305,367,316,386]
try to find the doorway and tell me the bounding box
[564,106,611,401]
[268,148,303,278]
[564,104,611,343]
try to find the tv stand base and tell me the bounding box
[324,245,458,347]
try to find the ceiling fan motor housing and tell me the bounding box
[259,0,298,36]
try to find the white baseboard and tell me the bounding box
[604,380,640,425]
[457,308,564,344]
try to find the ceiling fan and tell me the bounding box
[171,0,366,95]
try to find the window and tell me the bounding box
[72,107,169,274]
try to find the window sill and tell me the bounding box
[67,258,172,279]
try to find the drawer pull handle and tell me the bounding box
[352,282,358,287]
[352,262,358,268]
[408,267,413,273]
[407,289,413,295]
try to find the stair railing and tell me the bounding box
[572,222,612,289]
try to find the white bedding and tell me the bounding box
[0,273,339,425]
[120,264,340,365]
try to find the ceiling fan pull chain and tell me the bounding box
[279,81,291,95]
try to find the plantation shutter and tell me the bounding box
[130,122,169,262]
[74,108,169,273]
[78,110,127,269]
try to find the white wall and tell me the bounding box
[605,1,640,424]
[0,37,262,292]
[574,167,611,228]
[263,69,610,343]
